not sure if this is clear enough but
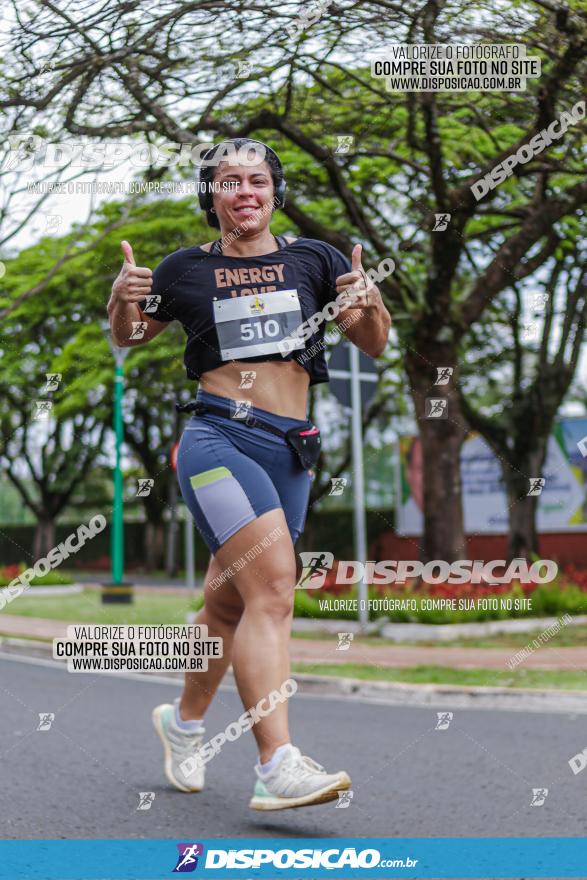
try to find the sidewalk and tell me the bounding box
[2,614,587,669]
[76,573,204,591]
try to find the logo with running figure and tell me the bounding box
[37,712,55,731]
[136,791,155,810]
[296,552,334,589]
[336,632,354,651]
[232,400,252,420]
[173,843,204,872]
[142,294,162,313]
[425,398,448,419]
[527,478,545,496]
[239,370,256,389]
[530,788,548,806]
[335,789,354,808]
[44,372,62,392]
[33,400,53,420]
[432,213,451,232]
[435,712,453,731]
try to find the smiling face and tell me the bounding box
[211,160,275,234]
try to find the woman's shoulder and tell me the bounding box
[197,236,299,252]
[153,246,208,279]
[158,245,206,261]
[291,237,348,260]
[288,236,340,251]
[194,237,343,259]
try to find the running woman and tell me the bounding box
[107,138,391,811]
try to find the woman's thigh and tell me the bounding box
[213,508,297,614]
[264,448,312,546]
[219,416,312,547]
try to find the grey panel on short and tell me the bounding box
[190,466,255,545]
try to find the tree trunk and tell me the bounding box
[144,520,165,571]
[501,447,546,560]
[33,517,56,561]
[405,343,468,563]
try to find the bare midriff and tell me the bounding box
[199,359,310,420]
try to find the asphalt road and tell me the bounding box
[1,653,586,842]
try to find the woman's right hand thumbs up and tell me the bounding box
[111,240,153,304]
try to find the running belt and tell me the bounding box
[175,399,322,470]
[175,399,290,439]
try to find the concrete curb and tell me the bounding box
[2,635,586,714]
[291,671,587,713]
[20,584,83,597]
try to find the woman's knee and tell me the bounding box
[246,567,296,620]
[204,573,244,628]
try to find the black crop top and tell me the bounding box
[138,236,352,386]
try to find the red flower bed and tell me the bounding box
[313,560,587,599]
[320,565,351,594]
[424,580,533,600]
[0,563,24,581]
[563,565,587,591]
[74,554,111,572]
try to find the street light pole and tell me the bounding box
[112,348,125,585]
[103,326,131,602]
[349,344,369,629]
[328,341,378,631]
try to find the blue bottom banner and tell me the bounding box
[1,838,587,879]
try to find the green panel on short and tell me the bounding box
[190,466,232,490]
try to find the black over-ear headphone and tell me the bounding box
[197,138,286,229]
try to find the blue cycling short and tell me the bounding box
[176,391,313,554]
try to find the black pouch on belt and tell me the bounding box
[284,424,322,470]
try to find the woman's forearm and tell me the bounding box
[340,292,391,357]
[107,297,145,346]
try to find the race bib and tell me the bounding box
[213,290,304,361]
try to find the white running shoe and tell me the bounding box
[152,703,205,793]
[249,744,351,811]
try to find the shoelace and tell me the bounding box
[280,748,327,779]
[300,755,326,773]
[172,731,204,757]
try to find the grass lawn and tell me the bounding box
[292,625,587,650]
[0,588,198,625]
[291,662,587,690]
[410,624,587,649]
